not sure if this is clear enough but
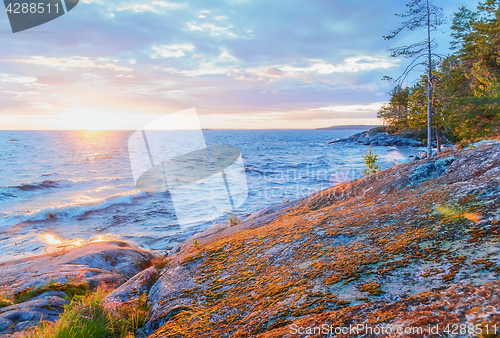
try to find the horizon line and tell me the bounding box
[0,125,383,132]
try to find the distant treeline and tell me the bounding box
[378,0,499,145]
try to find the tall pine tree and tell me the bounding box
[384,0,445,156]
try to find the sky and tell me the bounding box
[0,0,480,130]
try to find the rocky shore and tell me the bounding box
[144,143,500,337]
[327,126,425,147]
[0,241,153,335]
[2,143,500,337]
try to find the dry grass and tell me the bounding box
[150,256,168,272]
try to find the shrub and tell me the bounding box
[362,147,381,176]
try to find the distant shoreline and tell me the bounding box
[1,127,383,132]
[315,124,380,131]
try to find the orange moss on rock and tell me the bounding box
[144,145,500,337]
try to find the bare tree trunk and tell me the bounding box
[426,0,433,158]
[436,125,441,154]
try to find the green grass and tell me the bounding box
[0,287,13,309]
[24,286,150,338]
[13,280,91,304]
[225,211,241,226]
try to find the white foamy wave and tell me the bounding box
[0,190,147,228]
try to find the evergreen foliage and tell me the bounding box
[381,0,500,145]
[362,147,381,176]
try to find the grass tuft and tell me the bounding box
[14,280,91,304]
[24,285,150,338]
[225,211,241,226]
[0,288,13,309]
[150,256,168,272]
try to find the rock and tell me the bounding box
[104,267,158,305]
[144,144,500,337]
[328,127,425,147]
[0,241,153,296]
[0,295,69,334]
[0,241,153,335]
[409,155,456,185]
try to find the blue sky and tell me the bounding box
[0,0,479,129]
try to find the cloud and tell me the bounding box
[315,102,387,113]
[0,73,37,84]
[0,74,49,91]
[228,69,275,83]
[186,22,237,37]
[151,44,195,58]
[227,66,284,83]
[114,74,135,79]
[181,62,234,76]
[264,67,285,77]
[1,0,476,129]
[281,56,398,75]
[31,102,55,110]
[115,1,186,13]
[11,57,134,72]
[157,50,239,76]
[234,75,270,83]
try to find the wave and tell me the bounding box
[11,180,60,191]
[0,192,16,201]
[245,166,266,175]
[0,190,147,228]
[1,176,124,198]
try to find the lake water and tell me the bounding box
[0,129,424,262]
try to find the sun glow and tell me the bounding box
[43,234,63,245]
[69,239,86,247]
[91,235,107,243]
[41,233,116,249]
[77,129,111,139]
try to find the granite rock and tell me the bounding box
[328,127,425,147]
[144,144,500,337]
[0,241,153,335]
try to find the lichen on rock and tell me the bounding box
[143,144,500,337]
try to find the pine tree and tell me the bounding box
[384,0,445,156]
[362,147,381,176]
[377,85,411,132]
